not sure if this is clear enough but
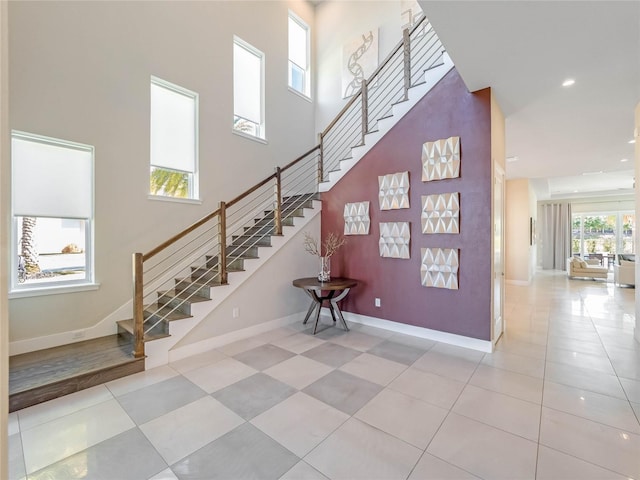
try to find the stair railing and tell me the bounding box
[130,15,445,358]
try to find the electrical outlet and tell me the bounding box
[71,330,85,340]
[375,298,381,307]
[232,307,239,318]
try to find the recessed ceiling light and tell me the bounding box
[562,79,575,87]
[506,156,519,163]
[630,139,636,144]
[582,170,603,176]
[621,158,629,162]
[573,190,579,193]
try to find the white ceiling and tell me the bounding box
[420,0,640,200]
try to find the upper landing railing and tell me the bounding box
[131,16,445,358]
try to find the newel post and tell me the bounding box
[361,79,369,144]
[275,167,283,236]
[132,252,145,358]
[219,201,228,285]
[403,27,411,100]
[318,136,324,185]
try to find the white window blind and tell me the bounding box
[288,16,308,69]
[150,81,196,173]
[234,40,262,125]
[12,134,93,219]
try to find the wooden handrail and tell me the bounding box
[143,145,320,262]
[144,208,221,261]
[280,145,320,171]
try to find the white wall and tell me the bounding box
[635,101,639,344]
[8,1,317,343]
[505,178,536,284]
[1,1,9,475]
[315,1,404,132]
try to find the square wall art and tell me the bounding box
[379,222,410,259]
[378,171,410,210]
[420,248,459,289]
[422,136,460,181]
[344,201,370,235]
[421,192,460,234]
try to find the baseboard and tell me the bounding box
[9,320,117,356]
[167,312,302,363]
[342,311,493,353]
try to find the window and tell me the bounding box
[233,37,265,139]
[11,131,95,294]
[571,212,635,265]
[150,77,199,200]
[288,12,310,97]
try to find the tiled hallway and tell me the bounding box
[8,271,640,479]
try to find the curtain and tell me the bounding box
[540,203,572,270]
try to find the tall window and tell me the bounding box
[11,131,94,293]
[150,77,199,200]
[572,212,635,261]
[233,37,265,139]
[288,12,310,97]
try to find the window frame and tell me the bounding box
[149,76,200,202]
[287,11,311,99]
[10,131,97,297]
[233,36,266,142]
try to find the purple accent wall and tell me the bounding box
[321,69,493,341]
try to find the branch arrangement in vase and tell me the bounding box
[303,231,346,258]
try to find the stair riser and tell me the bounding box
[231,236,272,247]
[174,281,212,298]
[205,255,248,269]
[263,207,306,218]
[119,319,170,340]
[251,217,296,229]
[156,295,192,315]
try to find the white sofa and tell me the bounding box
[567,257,608,280]
[614,260,635,286]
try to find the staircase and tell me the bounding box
[9,15,454,409]
[117,193,320,368]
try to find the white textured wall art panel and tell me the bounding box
[422,136,460,181]
[344,201,370,235]
[378,171,410,210]
[379,222,410,259]
[421,248,459,289]
[421,192,460,234]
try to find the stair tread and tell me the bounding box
[117,319,170,341]
[9,335,140,396]
[143,304,193,321]
[176,277,223,287]
[157,290,210,302]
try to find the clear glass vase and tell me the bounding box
[318,256,331,282]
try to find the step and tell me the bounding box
[157,289,210,315]
[144,303,192,323]
[9,335,144,412]
[231,234,272,247]
[174,278,220,295]
[206,252,258,270]
[117,318,170,342]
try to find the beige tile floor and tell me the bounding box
[7,271,640,479]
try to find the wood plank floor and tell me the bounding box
[9,335,145,412]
